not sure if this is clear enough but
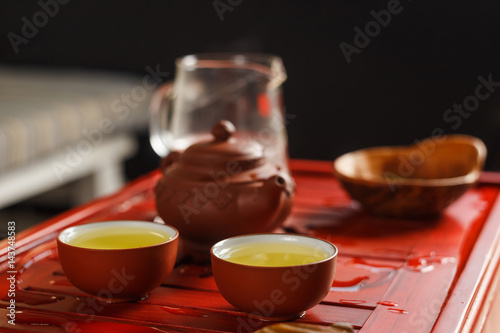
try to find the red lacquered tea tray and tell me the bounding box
[2,160,500,332]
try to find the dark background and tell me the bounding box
[1,0,500,174]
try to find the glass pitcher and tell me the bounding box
[149,53,290,169]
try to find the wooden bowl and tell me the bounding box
[211,234,337,321]
[57,221,178,302]
[333,135,487,218]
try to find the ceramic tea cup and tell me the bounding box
[211,234,337,321]
[57,220,178,302]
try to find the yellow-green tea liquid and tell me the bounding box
[222,242,330,267]
[68,227,171,249]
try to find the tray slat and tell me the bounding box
[1,160,498,332]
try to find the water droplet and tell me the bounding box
[406,255,456,273]
[161,306,209,318]
[331,276,369,292]
[377,301,398,307]
[339,299,367,306]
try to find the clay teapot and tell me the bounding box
[155,120,294,254]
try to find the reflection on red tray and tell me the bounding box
[1,160,500,332]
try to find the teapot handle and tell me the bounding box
[149,82,174,157]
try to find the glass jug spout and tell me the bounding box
[268,55,287,90]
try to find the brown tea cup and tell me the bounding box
[57,220,178,302]
[211,234,337,321]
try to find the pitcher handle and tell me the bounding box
[149,82,174,157]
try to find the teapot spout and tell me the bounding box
[263,175,294,199]
[259,174,295,228]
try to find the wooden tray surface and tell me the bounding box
[1,160,499,332]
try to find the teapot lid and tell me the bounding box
[181,120,265,170]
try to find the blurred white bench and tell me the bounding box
[0,66,152,209]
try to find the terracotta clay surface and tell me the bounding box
[57,221,178,302]
[155,121,294,252]
[211,234,337,321]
